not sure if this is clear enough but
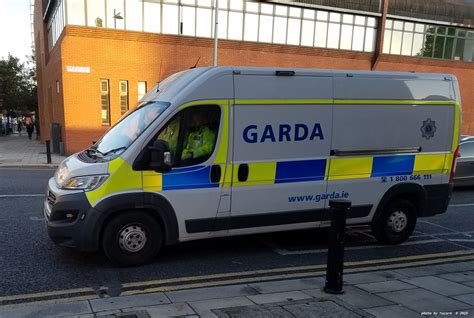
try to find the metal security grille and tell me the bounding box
[100,79,110,125]
[119,80,129,115]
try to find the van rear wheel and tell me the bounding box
[371,199,417,245]
[102,211,163,266]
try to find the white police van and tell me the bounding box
[44,67,461,265]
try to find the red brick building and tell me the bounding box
[34,0,474,154]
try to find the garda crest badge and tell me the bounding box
[420,118,437,140]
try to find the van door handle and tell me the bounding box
[238,164,249,182]
[210,165,221,183]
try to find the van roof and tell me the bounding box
[142,66,458,106]
[203,66,455,81]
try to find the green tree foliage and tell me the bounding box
[0,54,37,114]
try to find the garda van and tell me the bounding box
[44,67,461,265]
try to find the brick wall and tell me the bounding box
[41,25,474,154]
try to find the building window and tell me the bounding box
[47,0,65,50]
[144,1,161,33]
[119,81,129,115]
[138,81,147,101]
[100,80,110,125]
[107,0,125,29]
[87,0,105,27]
[66,0,85,25]
[162,3,179,34]
[49,0,386,54]
[383,19,474,62]
[126,0,143,31]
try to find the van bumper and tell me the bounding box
[43,178,101,252]
[421,183,453,217]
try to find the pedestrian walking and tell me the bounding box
[17,119,23,136]
[25,115,34,140]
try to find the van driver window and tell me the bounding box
[157,115,181,165]
[156,105,220,168]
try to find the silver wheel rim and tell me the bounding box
[118,224,147,253]
[387,210,408,233]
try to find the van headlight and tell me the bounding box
[54,163,70,188]
[62,175,109,191]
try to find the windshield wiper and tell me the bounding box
[101,146,127,157]
[85,147,105,158]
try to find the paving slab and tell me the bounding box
[335,286,393,309]
[166,285,257,303]
[401,276,474,296]
[189,296,254,318]
[454,294,474,306]
[0,300,91,318]
[439,272,474,283]
[89,292,170,312]
[378,288,471,312]
[392,265,449,278]
[301,288,330,299]
[283,301,362,318]
[248,277,324,294]
[356,280,417,294]
[213,304,292,318]
[432,261,474,274]
[247,291,311,304]
[122,303,196,317]
[94,310,122,316]
[364,304,420,318]
[0,135,66,167]
[464,282,474,288]
[344,270,407,285]
[99,310,151,318]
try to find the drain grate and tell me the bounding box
[100,311,151,318]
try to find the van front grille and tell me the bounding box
[47,191,57,206]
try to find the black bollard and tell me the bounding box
[324,199,351,294]
[46,140,52,164]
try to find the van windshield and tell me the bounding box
[88,101,170,159]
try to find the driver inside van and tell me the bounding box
[182,112,216,161]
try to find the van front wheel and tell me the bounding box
[102,211,163,266]
[371,199,417,245]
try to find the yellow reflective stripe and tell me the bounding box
[232,162,276,187]
[214,101,229,164]
[85,158,142,206]
[178,99,229,110]
[221,164,233,188]
[453,102,460,152]
[234,99,456,105]
[143,173,163,192]
[444,153,454,173]
[235,99,332,105]
[334,100,457,105]
[328,157,373,180]
[413,154,447,175]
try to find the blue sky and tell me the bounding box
[0,0,33,62]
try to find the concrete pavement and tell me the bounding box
[1,261,474,317]
[0,134,66,168]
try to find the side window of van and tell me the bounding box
[156,105,221,168]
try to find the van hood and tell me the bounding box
[54,153,110,187]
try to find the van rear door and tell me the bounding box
[327,73,456,224]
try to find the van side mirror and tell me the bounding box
[148,139,172,172]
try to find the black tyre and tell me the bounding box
[102,211,163,266]
[371,199,417,245]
